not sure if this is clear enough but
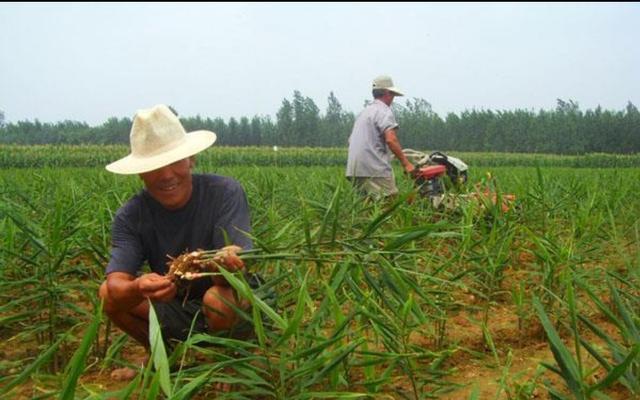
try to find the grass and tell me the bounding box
[0,156,639,398]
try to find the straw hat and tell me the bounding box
[372,75,404,96]
[106,104,216,174]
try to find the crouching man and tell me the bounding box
[99,104,257,378]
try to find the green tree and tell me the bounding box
[395,98,440,150]
[292,91,320,146]
[622,102,640,153]
[249,115,269,146]
[554,99,584,154]
[227,117,239,146]
[0,97,638,152]
[90,117,131,144]
[322,92,353,146]
[276,99,294,146]
[209,117,228,143]
[238,116,251,146]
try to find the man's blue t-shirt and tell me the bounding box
[106,174,252,297]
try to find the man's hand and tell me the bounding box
[384,129,415,176]
[403,164,419,181]
[212,245,244,272]
[211,245,244,286]
[404,164,416,176]
[136,273,177,302]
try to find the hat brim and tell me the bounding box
[388,87,404,96]
[106,130,217,175]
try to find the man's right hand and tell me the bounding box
[403,164,419,179]
[136,273,176,302]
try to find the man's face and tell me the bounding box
[139,157,194,210]
[381,90,396,106]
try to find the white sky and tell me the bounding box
[1,2,638,125]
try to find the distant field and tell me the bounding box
[1,147,639,398]
[1,144,640,168]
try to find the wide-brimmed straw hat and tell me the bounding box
[106,104,217,175]
[372,75,404,96]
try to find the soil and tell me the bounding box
[1,264,637,399]
[2,301,636,399]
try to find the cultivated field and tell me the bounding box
[1,146,639,399]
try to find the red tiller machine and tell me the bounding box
[404,150,468,207]
[404,149,516,211]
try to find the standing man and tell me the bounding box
[99,105,258,377]
[346,75,415,197]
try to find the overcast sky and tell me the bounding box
[1,2,638,125]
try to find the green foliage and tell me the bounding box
[59,305,103,400]
[1,93,638,153]
[533,285,640,399]
[1,163,639,398]
[3,145,640,169]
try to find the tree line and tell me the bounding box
[1,92,638,154]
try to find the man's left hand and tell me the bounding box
[213,245,244,272]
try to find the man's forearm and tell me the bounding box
[106,273,144,309]
[385,130,413,170]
